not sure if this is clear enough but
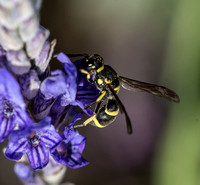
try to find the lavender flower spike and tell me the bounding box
[0,0,41,51]
[0,67,28,143]
[0,0,52,75]
[5,117,62,171]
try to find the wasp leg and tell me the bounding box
[79,69,91,80]
[73,113,97,129]
[84,90,106,110]
[74,99,119,129]
[90,99,119,128]
[96,90,106,102]
[94,99,119,127]
[95,100,103,113]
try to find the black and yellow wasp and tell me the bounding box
[67,53,180,134]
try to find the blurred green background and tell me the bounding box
[1,0,200,185]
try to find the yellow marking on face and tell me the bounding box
[105,78,112,84]
[105,108,119,116]
[97,65,104,73]
[87,74,91,80]
[79,69,89,74]
[96,90,106,102]
[92,66,96,69]
[114,86,120,91]
[79,69,90,80]
[86,59,89,62]
[97,79,103,85]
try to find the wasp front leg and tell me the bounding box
[84,90,106,110]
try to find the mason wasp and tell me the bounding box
[66,53,180,134]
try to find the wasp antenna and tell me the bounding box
[125,114,133,134]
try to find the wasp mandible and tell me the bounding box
[66,53,180,134]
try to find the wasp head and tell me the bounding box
[84,54,104,71]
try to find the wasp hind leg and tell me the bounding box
[74,99,119,129]
[88,99,119,128]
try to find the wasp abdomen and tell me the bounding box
[91,99,119,127]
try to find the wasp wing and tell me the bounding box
[119,76,180,103]
[107,84,133,134]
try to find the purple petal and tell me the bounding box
[0,116,15,143]
[78,138,86,154]
[74,100,94,116]
[18,69,41,100]
[57,53,77,101]
[68,112,82,128]
[63,126,87,154]
[52,148,89,169]
[0,67,26,109]
[57,52,73,66]
[48,97,67,127]
[14,108,30,127]
[68,154,89,169]
[14,163,34,182]
[29,117,62,149]
[40,70,72,99]
[40,125,62,150]
[33,91,54,120]
[76,86,99,106]
[5,129,29,160]
[30,116,51,131]
[14,162,46,185]
[26,144,49,171]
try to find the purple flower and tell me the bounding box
[57,53,100,110]
[0,67,28,143]
[51,113,89,169]
[5,117,62,171]
[18,69,41,100]
[34,52,99,119]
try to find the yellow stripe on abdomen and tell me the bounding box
[105,108,119,116]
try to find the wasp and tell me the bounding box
[66,53,180,134]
